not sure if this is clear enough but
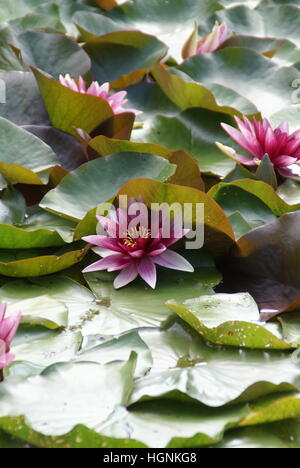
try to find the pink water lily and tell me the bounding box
[59,74,141,116]
[82,201,194,289]
[221,116,300,179]
[0,303,21,373]
[196,22,229,54]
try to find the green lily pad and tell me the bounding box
[0,27,25,71]
[83,252,220,336]
[1,394,300,448]
[209,179,300,216]
[131,108,237,177]
[40,152,176,221]
[277,311,300,347]
[221,35,286,56]
[79,331,152,377]
[24,126,88,171]
[0,429,28,448]
[216,419,300,449]
[9,11,65,33]
[0,276,98,328]
[102,400,248,449]
[153,63,258,117]
[270,106,300,133]
[0,295,68,329]
[177,47,299,117]
[0,117,59,184]
[131,322,300,407]
[0,401,248,449]
[216,4,300,49]
[86,136,204,190]
[167,293,292,349]
[0,356,136,436]
[0,212,76,249]
[0,0,49,23]
[228,211,253,239]
[32,67,114,136]
[240,393,300,427]
[0,187,26,225]
[209,184,276,238]
[277,180,300,205]
[0,71,49,126]
[80,0,222,63]
[84,30,168,89]
[0,245,87,277]
[11,327,82,368]
[12,31,91,79]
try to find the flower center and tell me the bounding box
[122,226,151,247]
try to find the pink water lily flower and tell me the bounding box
[82,201,194,289]
[221,116,300,179]
[59,74,141,116]
[196,22,229,54]
[0,303,21,373]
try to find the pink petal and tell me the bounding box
[78,77,86,93]
[279,121,289,133]
[232,153,258,166]
[272,155,298,168]
[221,123,260,157]
[285,138,300,155]
[114,264,139,289]
[83,254,132,273]
[128,250,145,258]
[137,257,157,289]
[61,74,78,92]
[153,250,194,272]
[2,313,21,350]
[82,235,123,253]
[148,244,167,256]
[264,127,278,157]
[0,303,7,322]
[4,352,15,367]
[96,216,119,237]
[0,340,7,369]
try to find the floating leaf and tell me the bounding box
[0,276,98,328]
[11,31,91,79]
[209,179,300,216]
[131,108,237,177]
[79,331,152,377]
[0,117,59,184]
[0,71,49,126]
[0,357,136,436]
[177,47,298,117]
[84,31,168,89]
[153,64,256,117]
[40,153,176,221]
[80,0,221,62]
[167,293,292,349]
[131,323,299,407]
[32,67,114,136]
[11,327,82,368]
[82,251,220,336]
[86,136,204,189]
[0,245,87,277]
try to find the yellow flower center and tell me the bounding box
[122,226,150,248]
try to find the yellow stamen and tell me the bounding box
[122,226,150,248]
